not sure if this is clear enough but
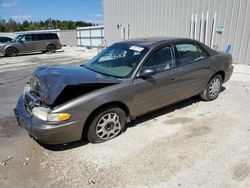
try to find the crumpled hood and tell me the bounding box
[32,65,120,105]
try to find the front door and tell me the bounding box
[17,35,34,53]
[132,46,183,116]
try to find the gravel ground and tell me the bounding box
[0,49,250,188]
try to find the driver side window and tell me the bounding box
[20,35,32,42]
[142,46,175,73]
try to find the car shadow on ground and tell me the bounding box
[38,87,226,151]
[126,96,201,128]
[39,139,89,151]
[127,87,226,128]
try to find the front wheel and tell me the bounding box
[200,74,222,101]
[5,47,18,57]
[86,107,126,143]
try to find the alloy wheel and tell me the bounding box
[96,113,121,140]
[209,77,221,97]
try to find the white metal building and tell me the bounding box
[77,26,104,48]
[104,0,250,65]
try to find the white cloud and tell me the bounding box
[11,14,32,21]
[88,14,103,18]
[1,0,19,8]
[87,13,103,24]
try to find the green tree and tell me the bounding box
[0,18,96,32]
[22,20,30,31]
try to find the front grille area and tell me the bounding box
[24,92,39,113]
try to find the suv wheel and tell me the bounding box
[200,74,222,101]
[5,47,18,57]
[46,44,56,53]
[86,107,126,143]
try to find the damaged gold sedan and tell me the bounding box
[14,37,233,144]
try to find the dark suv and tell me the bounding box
[0,33,62,56]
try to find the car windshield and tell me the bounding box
[12,35,23,42]
[84,43,148,78]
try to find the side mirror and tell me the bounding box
[139,69,156,78]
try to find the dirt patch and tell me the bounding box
[232,162,250,181]
[0,116,22,139]
[184,126,212,138]
[164,117,212,138]
[0,134,48,188]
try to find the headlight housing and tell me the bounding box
[32,107,71,122]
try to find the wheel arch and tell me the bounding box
[205,70,225,89]
[4,46,19,54]
[214,70,225,82]
[46,43,56,47]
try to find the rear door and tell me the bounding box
[31,34,43,51]
[132,45,183,116]
[173,42,214,100]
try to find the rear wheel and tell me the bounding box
[46,44,56,53]
[5,47,18,57]
[86,107,126,143]
[200,74,222,101]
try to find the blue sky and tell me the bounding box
[0,0,103,23]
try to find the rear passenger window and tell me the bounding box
[49,34,58,39]
[32,35,40,41]
[175,43,209,65]
[43,34,49,40]
[142,46,175,73]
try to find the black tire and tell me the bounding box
[86,107,126,143]
[5,47,18,57]
[200,74,222,101]
[46,44,56,53]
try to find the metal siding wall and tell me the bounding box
[221,0,233,50]
[227,0,240,47]
[233,0,247,63]
[104,0,250,64]
[238,0,250,65]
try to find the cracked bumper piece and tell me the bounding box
[14,95,85,144]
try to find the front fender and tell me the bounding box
[3,44,18,54]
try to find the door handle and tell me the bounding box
[171,77,177,81]
[205,66,212,70]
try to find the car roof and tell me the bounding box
[117,37,217,55]
[120,37,196,48]
[17,32,57,35]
